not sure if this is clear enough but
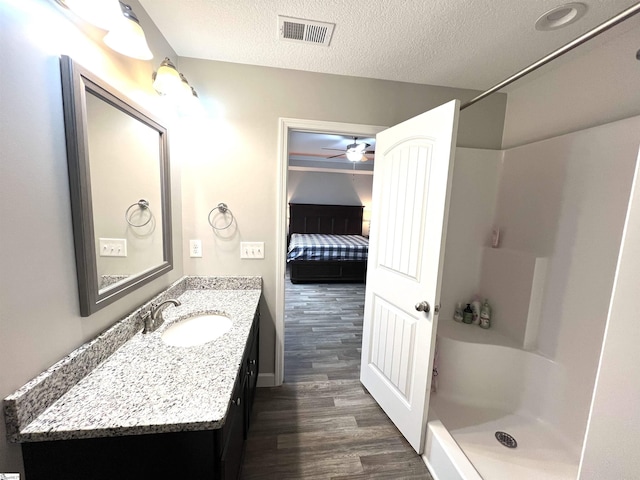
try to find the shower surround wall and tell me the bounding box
[431,115,640,478]
[493,116,639,446]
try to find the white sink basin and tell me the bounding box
[161,314,232,347]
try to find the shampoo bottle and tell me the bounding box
[480,299,491,329]
[471,298,481,325]
[453,303,464,322]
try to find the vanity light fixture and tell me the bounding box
[179,73,196,98]
[152,58,182,95]
[181,75,203,108]
[103,2,153,60]
[153,61,203,113]
[179,85,206,117]
[55,0,123,30]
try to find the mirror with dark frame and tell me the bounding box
[60,55,173,316]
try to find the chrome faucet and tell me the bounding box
[142,299,181,333]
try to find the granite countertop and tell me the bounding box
[6,277,261,443]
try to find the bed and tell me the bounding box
[287,203,369,284]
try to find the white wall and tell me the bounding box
[579,148,640,479]
[0,1,180,474]
[287,170,373,234]
[502,15,640,148]
[177,56,507,378]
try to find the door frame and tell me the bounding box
[275,118,387,386]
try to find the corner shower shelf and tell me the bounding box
[438,319,521,350]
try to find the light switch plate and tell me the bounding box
[240,242,264,259]
[189,239,202,258]
[99,238,127,257]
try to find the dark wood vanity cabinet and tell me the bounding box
[22,311,260,480]
[218,310,259,480]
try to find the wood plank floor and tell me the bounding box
[241,274,434,480]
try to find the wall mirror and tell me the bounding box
[60,56,173,316]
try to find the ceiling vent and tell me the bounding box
[278,16,335,46]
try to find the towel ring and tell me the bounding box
[125,199,153,227]
[208,203,234,230]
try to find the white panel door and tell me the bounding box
[360,100,460,453]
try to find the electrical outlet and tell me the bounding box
[189,239,202,258]
[240,242,264,259]
[99,238,127,257]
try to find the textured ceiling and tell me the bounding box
[139,0,636,91]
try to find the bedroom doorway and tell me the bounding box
[275,118,386,386]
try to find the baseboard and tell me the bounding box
[257,373,275,387]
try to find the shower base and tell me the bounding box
[425,395,580,480]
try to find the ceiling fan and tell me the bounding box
[323,137,375,162]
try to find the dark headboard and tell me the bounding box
[289,203,364,236]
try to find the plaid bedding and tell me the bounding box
[287,234,369,262]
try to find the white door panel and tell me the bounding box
[361,100,460,453]
[369,294,418,402]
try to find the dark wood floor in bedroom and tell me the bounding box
[240,274,434,480]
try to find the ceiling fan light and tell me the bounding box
[346,141,369,153]
[346,150,364,162]
[103,2,153,60]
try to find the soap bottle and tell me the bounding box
[471,298,481,325]
[453,303,464,322]
[480,299,491,329]
[462,304,473,324]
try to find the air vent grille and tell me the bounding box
[278,16,335,46]
[283,21,305,41]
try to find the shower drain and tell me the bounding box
[495,431,518,448]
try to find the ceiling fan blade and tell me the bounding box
[322,147,348,152]
[326,153,345,159]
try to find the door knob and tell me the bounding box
[415,301,430,313]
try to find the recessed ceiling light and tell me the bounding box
[535,3,587,31]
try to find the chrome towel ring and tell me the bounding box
[208,203,234,230]
[125,199,153,227]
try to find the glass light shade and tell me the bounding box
[179,74,194,98]
[346,149,364,162]
[152,58,182,95]
[103,7,153,60]
[59,0,123,30]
